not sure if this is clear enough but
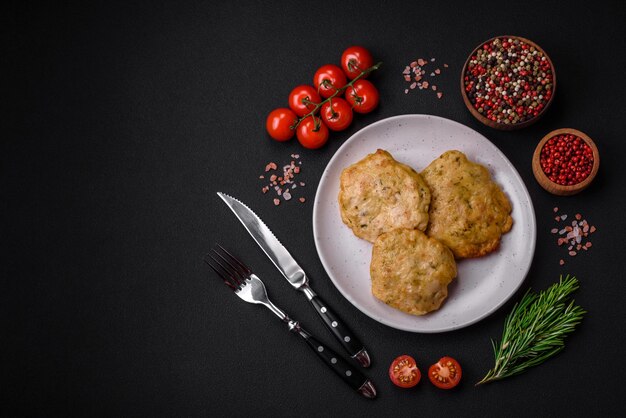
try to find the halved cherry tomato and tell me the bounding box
[296,116,328,149]
[389,355,421,388]
[265,108,297,141]
[313,64,347,99]
[288,85,321,117]
[320,98,353,131]
[428,356,462,389]
[345,79,379,114]
[341,46,374,79]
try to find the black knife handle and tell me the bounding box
[298,328,373,397]
[308,295,368,365]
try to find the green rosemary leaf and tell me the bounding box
[477,275,585,385]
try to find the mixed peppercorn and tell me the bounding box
[464,37,554,125]
[540,134,594,185]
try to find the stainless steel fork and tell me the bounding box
[205,245,377,399]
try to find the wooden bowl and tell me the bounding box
[532,128,599,196]
[460,35,556,130]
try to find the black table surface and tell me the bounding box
[5,1,626,416]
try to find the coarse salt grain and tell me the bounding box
[552,208,596,265]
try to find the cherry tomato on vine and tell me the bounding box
[288,85,321,117]
[320,98,353,131]
[265,108,297,141]
[388,355,421,388]
[296,116,329,149]
[345,79,379,114]
[313,64,347,99]
[341,46,374,79]
[428,356,462,389]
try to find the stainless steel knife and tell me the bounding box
[217,192,371,367]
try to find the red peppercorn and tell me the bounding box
[540,134,594,185]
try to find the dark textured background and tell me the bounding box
[4,1,626,416]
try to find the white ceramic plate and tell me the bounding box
[313,114,536,333]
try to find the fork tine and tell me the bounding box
[204,252,238,290]
[216,244,251,275]
[214,245,251,279]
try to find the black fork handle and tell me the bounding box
[297,327,376,399]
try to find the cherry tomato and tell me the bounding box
[428,356,462,389]
[288,85,321,117]
[296,116,329,149]
[265,108,297,142]
[313,64,347,99]
[341,46,374,79]
[388,355,421,388]
[320,98,353,132]
[345,79,379,114]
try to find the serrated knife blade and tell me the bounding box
[217,192,307,289]
[217,192,371,367]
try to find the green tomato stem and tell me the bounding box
[290,61,382,130]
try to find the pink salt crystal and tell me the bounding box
[273,199,280,206]
[404,75,411,81]
[590,226,596,233]
[410,82,417,90]
[559,259,565,265]
[553,207,559,213]
[569,251,577,256]
[435,68,441,74]
[299,197,306,203]
[437,92,443,99]
[418,58,426,66]
[551,228,558,234]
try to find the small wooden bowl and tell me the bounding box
[460,35,556,130]
[532,128,599,196]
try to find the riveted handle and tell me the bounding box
[298,328,373,397]
[309,295,369,366]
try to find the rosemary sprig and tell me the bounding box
[477,275,585,385]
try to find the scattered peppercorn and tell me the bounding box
[540,134,594,185]
[464,37,554,125]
